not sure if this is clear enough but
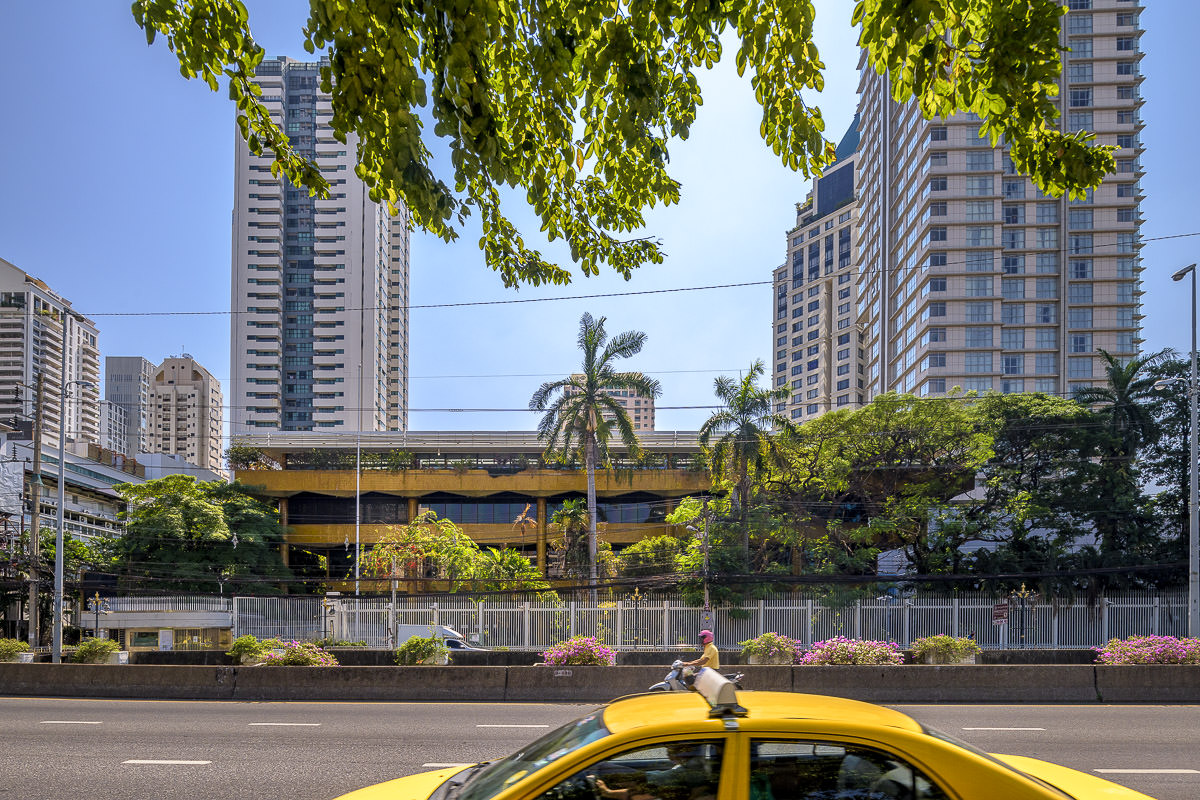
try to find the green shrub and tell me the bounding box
[227,635,265,662]
[1094,635,1200,665]
[0,638,31,661]
[541,636,616,666]
[312,637,367,648]
[739,632,798,663]
[396,635,450,665]
[796,637,904,665]
[72,638,120,664]
[910,635,982,662]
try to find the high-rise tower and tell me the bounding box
[854,0,1144,401]
[230,56,410,433]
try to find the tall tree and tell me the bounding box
[530,313,660,594]
[132,0,1112,287]
[699,360,792,554]
[111,476,292,593]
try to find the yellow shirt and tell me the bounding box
[701,642,720,671]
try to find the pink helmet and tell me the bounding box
[699,629,714,644]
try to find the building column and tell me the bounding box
[407,497,419,522]
[536,497,547,576]
[279,497,289,566]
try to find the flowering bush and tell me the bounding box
[796,636,905,666]
[541,636,616,666]
[910,635,981,662]
[260,641,340,666]
[739,632,798,663]
[1094,635,1200,665]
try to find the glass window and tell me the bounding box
[966,252,994,272]
[1002,328,1025,350]
[1069,357,1093,378]
[966,201,993,221]
[965,353,993,374]
[534,740,724,800]
[965,327,993,348]
[1070,333,1093,354]
[966,176,994,196]
[966,151,992,171]
[930,126,948,142]
[966,227,993,247]
[1002,204,1024,224]
[1070,38,1093,59]
[1001,279,1025,299]
[1036,329,1057,350]
[1068,308,1093,329]
[1067,13,1092,34]
[965,302,993,322]
[461,713,611,800]
[1002,303,1026,325]
[749,740,949,800]
[1036,279,1058,299]
[966,277,993,297]
[1068,284,1093,304]
[1036,203,1058,224]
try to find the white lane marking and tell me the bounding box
[1095,769,1200,775]
[962,727,1046,731]
[476,724,550,728]
[123,760,211,766]
[423,763,472,768]
[248,722,321,727]
[41,721,103,725]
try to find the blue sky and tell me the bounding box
[1,2,1196,437]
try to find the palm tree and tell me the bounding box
[1073,349,1164,461]
[699,360,793,553]
[530,313,661,596]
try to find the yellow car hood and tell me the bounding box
[995,754,1158,800]
[333,765,471,800]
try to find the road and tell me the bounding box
[0,698,1196,800]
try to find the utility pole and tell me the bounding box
[26,374,44,649]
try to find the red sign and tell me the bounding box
[992,602,1009,626]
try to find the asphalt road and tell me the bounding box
[0,698,1196,800]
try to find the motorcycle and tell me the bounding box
[648,659,745,692]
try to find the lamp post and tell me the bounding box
[53,376,96,664]
[1172,263,1198,638]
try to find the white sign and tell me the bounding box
[158,629,173,651]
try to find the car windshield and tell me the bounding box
[455,711,610,800]
[921,725,1075,799]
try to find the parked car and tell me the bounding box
[333,674,1153,799]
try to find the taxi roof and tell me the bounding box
[602,691,924,736]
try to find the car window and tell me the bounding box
[749,739,950,800]
[536,740,724,800]
[457,712,610,800]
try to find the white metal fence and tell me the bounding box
[220,590,1188,650]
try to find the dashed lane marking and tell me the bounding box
[962,727,1046,731]
[423,763,472,768]
[248,722,322,726]
[1096,769,1200,774]
[123,760,212,766]
[41,721,102,725]
[476,724,551,728]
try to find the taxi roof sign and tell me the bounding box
[691,668,747,718]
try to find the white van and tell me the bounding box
[395,624,484,650]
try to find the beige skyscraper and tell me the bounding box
[0,257,101,447]
[230,56,410,433]
[772,118,863,420]
[148,355,224,476]
[851,0,1143,403]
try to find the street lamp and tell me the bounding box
[52,377,96,664]
[1171,263,1198,638]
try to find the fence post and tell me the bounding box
[1051,601,1059,649]
[854,600,861,639]
[570,601,577,638]
[663,600,670,648]
[232,597,241,639]
[1152,596,1160,636]
[805,598,813,647]
[477,599,485,643]
[1101,595,1109,644]
[616,601,624,649]
[758,600,766,636]
[902,601,910,647]
[951,597,960,638]
[523,602,531,650]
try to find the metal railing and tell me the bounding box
[217,590,1189,651]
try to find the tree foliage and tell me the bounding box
[132,0,1112,286]
[111,476,292,593]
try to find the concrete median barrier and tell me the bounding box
[1095,666,1200,703]
[2,663,1195,704]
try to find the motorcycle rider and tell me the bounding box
[682,629,719,672]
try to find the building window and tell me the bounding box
[964,353,993,374]
[1003,355,1025,376]
[1118,232,1137,253]
[1067,111,1093,132]
[1001,278,1025,299]
[924,302,947,319]
[1069,259,1092,279]
[1068,308,1093,329]
[1068,357,1093,378]
[925,352,946,369]
[1002,328,1025,350]
[967,176,994,196]
[966,226,993,247]
[1116,37,1137,52]
[929,177,947,192]
[1070,38,1092,59]
[1068,209,1093,229]
[966,201,993,221]
[1002,303,1026,325]
[1036,353,1057,375]
[1036,203,1059,224]
[965,327,993,348]
[1070,333,1093,354]
[1069,234,1093,255]
[965,301,993,322]
[1003,180,1025,200]
[966,277,992,297]
[966,151,992,171]
[1002,254,1025,274]
[1002,229,1025,250]
[924,327,947,344]
[927,277,947,293]
[966,252,993,272]
[1036,304,1058,324]
[1069,88,1092,108]
[1036,228,1058,249]
[1003,204,1025,224]
[1067,62,1093,83]
[930,126,948,142]
[1066,13,1092,34]
[929,152,948,167]
[1036,329,1057,350]
[928,227,947,243]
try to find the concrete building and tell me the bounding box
[566,376,657,431]
[229,56,410,434]
[0,258,101,448]
[105,356,154,456]
[231,431,707,581]
[98,400,128,456]
[148,355,224,476]
[853,0,1145,402]
[772,117,863,420]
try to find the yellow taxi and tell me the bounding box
[335,672,1154,800]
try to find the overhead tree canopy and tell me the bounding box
[132,0,1114,287]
